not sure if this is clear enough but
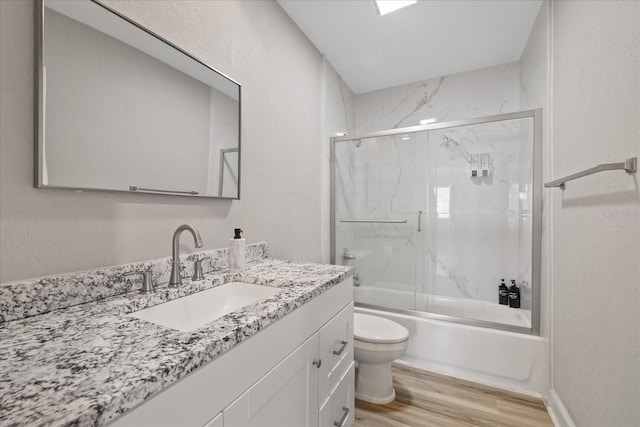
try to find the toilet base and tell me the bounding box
[355,388,396,405]
[355,360,397,404]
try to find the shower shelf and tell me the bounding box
[340,219,407,224]
[544,157,637,190]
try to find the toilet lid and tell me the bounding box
[354,313,409,344]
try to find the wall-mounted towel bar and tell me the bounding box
[129,186,199,195]
[340,219,407,224]
[544,157,637,190]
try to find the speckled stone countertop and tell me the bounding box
[0,259,352,426]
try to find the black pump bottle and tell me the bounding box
[499,279,509,305]
[508,280,521,308]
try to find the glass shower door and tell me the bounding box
[333,134,418,311]
[415,117,534,329]
[332,110,540,333]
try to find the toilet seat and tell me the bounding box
[354,339,408,352]
[354,313,409,344]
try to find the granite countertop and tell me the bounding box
[0,259,352,426]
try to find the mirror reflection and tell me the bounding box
[37,0,241,198]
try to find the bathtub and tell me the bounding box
[355,285,531,328]
[355,304,548,397]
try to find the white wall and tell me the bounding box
[321,58,355,263]
[0,0,323,283]
[519,0,550,338]
[551,1,640,425]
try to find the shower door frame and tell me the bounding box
[330,109,543,335]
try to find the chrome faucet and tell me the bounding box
[169,224,204,288]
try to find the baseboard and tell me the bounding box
[546,389,576,427]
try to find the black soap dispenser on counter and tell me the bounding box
[508,279,520,308]
[499,279,509,305]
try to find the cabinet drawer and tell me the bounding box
[319,363,355,427]
[319,302,354,400]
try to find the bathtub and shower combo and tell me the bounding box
[331,110,547,396]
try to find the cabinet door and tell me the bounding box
[224,334,319,427]
[319,363,355,427]
[318,303,354,400]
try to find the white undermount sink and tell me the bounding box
[127,282,281,332]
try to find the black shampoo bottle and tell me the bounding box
[508,280,520,308]
[499,279,509,305]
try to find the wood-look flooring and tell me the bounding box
[354,363,553,427]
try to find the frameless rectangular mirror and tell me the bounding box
[35,0,241,199]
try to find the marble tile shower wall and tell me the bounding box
[335,138,418,296]
[354,62,520,133]
[335,62,536,307]
[0,242,268,323]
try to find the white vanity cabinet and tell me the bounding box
[223,333,319,426]
[110,277,354,427]
[318,305,355,427]
[224,303,354,427]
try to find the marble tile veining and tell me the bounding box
[354,62,520,133]
[0,257,353,426]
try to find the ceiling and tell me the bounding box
[277,0,543,94]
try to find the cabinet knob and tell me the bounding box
[312,358,322,368]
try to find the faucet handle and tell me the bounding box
[192,257,213,281]
[122,271,156,294]
[341,248,356,265]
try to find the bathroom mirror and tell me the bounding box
[35,0,241,199]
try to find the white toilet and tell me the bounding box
[353,313,410,404]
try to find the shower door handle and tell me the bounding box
[417,210,423,232]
